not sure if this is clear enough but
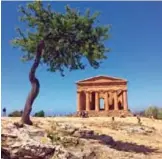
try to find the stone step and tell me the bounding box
[75,110,133,117]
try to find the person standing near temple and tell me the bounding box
[2,107,6,117]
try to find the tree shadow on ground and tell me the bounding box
[109,140,158,154]
[80,134,158,154]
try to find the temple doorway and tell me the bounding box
[99,98,105,110]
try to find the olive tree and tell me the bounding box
[12,1,110,125]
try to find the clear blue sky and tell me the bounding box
[2,1,162,115]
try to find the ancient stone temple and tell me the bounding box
[76,75,130,116]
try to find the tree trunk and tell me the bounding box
[21,40,44,125]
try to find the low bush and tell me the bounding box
[133,106,162,120]
[144,106,159,119]
[34,110,45,117]
[8,110,23,117]
[157,108,162,119]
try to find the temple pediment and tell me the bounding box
[76,75,127,84]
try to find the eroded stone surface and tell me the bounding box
[2,117,161,159]
[2,121,102,159]
[1,123,76,159]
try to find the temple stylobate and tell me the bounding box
[76,75,129,116]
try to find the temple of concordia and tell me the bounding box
[76,75,131,116]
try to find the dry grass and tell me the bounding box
[2,116,162,159]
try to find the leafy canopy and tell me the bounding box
[34,110,45,117]
[8,110,23,117]
[12,1,110,75]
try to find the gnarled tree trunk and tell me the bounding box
[21,40,44,125]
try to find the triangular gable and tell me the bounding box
[76,75,127,84]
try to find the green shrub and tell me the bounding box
[46,121,60,144]
[144,106,159,119]
[34,110,45,117]
[157,109,162,119]
[8,110,23,117]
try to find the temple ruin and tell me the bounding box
[76,75,130,116]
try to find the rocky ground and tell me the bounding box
[1,117,162,159]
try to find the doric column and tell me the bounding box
[114,91,118,110]
[89,92,92,101]
[108,91,112,105]
[123,90,128,111]
[89,92,92,110]
[105,91,109,111]
[86,92,90,111]
[95,92,99,111]
[77,91,81,111]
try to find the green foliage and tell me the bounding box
[8,110,23,117]
[46,121,79,147]
[157,108,162,119]
[34,110,45,117]
[46,121,60,144]
[144,106,159,119]
[12,1,110,76]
